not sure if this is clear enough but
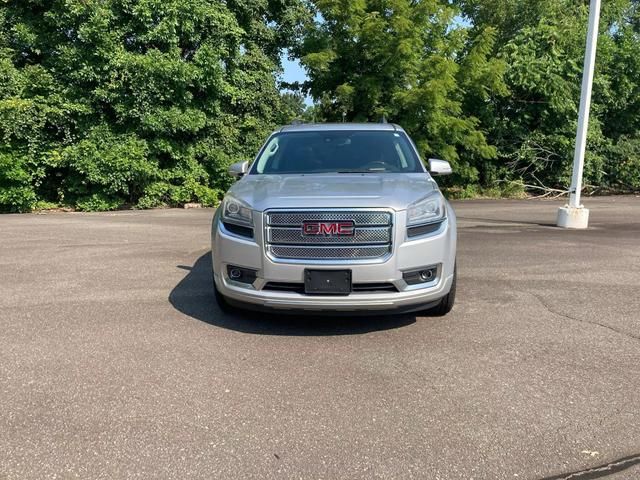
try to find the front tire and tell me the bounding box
[430,264,456,316]
[212,268,233,314]
[214,283,230,313]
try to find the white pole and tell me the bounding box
[557,0,601,229]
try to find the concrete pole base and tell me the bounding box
[557,206,590,229]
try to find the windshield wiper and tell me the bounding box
[335,168,387,174]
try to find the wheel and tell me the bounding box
[429,263,456,316]
[212,269,232,314]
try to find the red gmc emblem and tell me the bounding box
[303,221,355,236]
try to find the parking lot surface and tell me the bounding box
[1,196,639,479]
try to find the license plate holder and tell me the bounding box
[304,269,352,295]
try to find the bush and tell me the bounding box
[33,200,61,211]
[0,185,37,212]
[75,194,122,212]
[137,182,172,209]
[606,136,640,191]
[62,127,155,204]
[443,180,527,200]
[0,152,37,212]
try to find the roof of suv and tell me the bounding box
[279,122,404,133]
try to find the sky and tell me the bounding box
[281,54,312,105]
[282,55,308,86]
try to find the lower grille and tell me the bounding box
[263,282,398,294]
[352,283,398,293]
[265,210,393,261]
[263,282,305,293]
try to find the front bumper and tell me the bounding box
[211,207,457,313]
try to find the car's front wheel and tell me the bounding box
[429,263,456,316]
[212,266,233,314]
[214,283,230,313]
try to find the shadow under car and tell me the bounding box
[169,252,421,336]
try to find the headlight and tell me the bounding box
[222,195,253,227]
[407,191,445,226]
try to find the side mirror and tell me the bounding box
[428,158,452,176]
[228,161,249,178]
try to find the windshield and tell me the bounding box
[250,130,424,175]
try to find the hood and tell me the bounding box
[227,173,438,212]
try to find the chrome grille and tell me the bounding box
[265,210,393,261]
[267,212,391,227]
[267,227,391,245]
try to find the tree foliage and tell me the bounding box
[0,0,308,211]
[296,0,508,185]
[455,0,640,191]
[299,0,640,193]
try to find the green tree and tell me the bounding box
[456,0,640,191]
[277,91,308,124]
[0,0,309,212]
[296,0,508,185]
[297,0,640,193]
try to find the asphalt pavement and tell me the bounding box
[1,196,639,479]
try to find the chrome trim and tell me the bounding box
[268,245,391,260]
[264,208,395,264]
[266,211,392,227]
[223,265,260,290]
[406,218,445,228]
[267,226,391,245]
[397,263,442,292]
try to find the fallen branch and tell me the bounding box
[494,179,568,199]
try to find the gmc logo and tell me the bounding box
[303,221,355,236]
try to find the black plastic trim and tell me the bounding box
[223,222,254,239]
[263,282,398,294]
[407,221,444,238]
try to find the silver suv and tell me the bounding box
[211,123,457,315]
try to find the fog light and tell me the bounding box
[226,265,257,285]
[403,266,438,286]
[419,270,434,282]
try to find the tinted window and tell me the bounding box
[251,131,423,174]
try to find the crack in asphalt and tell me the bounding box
[530,293,640,342]
[539,453,640,479]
